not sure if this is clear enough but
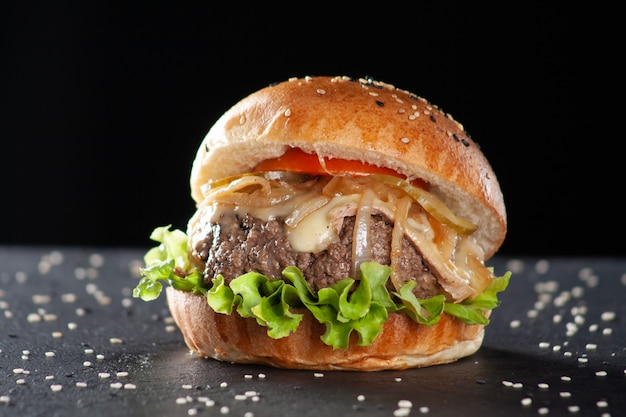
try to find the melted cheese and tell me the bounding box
[286,195,359,253]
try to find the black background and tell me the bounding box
[0,2,620,257]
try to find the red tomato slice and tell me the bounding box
[253,148,428,189]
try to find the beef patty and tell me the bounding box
[191,213,442,299]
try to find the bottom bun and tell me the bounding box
[166,287,486,371]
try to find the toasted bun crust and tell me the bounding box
[166,287,486,371]
[190,75,506,257]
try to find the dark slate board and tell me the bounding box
[1,247,624,416]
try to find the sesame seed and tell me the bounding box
[116,371,128,377]
[375,100,384,107]
[316,89,326,95]
[601,311,616,321]
[560,391,572,398]
[110,382,123,389]
[124,383,136,390]
[283,109,291,117]
[50,384,63,392]
[313,372,324,378]
[176,397,188,405]
[76,382,87,388]
[393,408,410,417]
[597,400,609,408]
[88,253,104,267]
[595,370,608,377]
[521,397,532,406]
[109,337,123,344]
[32,294,51,304]
[538,407,550,415]
[419,406,430,414]
[357,394,365,401]
[400,137,410,144]
[219,406,229,414]
[45,351,55,358]
[43,313,57,321]
[27,313,41,323]
[571,286,585,297]
[16,379,25,385]
[398,400,413,408]
[538,383,549,389]
[15,271,28,283]
[52,331,63,338]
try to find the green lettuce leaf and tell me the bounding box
[133,226,512,349]
[443,272,512,325]
[132,225,206,301]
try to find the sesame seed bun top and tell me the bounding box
[190,75,506,258]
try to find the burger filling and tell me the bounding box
[188,173,490,302]
[133,170,511,350]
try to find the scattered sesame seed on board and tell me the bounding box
[0,248,624,416]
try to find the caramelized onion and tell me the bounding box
[389,196,412,291]
[284,195,331,227]
[370,175,477,235]
[351,188,376,278]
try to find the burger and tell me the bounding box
[133,75,511,371]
